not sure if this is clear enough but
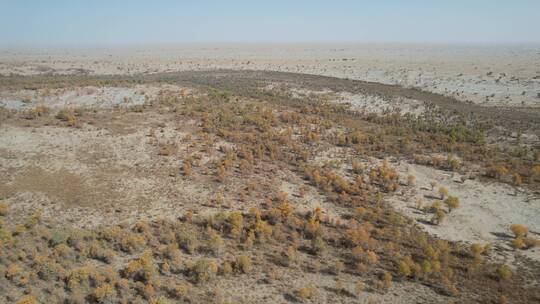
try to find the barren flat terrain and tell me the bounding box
[1,44,539,107]
[1,48,540,304]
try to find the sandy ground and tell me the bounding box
[1,44,539,108]
[0,84,184,110]
[390,162,540,264]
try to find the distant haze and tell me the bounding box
[1,0,539,47]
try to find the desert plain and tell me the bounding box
[0,44,539,303]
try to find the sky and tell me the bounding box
[0,0,539,47]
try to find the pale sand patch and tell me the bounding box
[0,84,187,110]
[390,163,540,263]
[335,92,426,115]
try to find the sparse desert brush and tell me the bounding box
[216,165,226,182]
[123,250,155,282]
[311,235,325,254]
[168,281,190,299]
[134,220,150,233]
[487,165,508,179]
[16,295,38,304]
[158,142,177,156]
[0,202,8,216]
[511,238,525,249]
[470,243,488,260]
[355,281,364,297]
[497,265,512,281]
[5,264,23,280]
[182,161,192,176]
[431,208,446,225]
[149,296,171,304]
[438,186,448,199]
[227,212,244,237]
[509,224,528,238]
[34,256,61,281]
[331,260,344,275]
[382,271,393,289]
[191,259,218,282]
[235,255,251,273]
[447,156,460,171]
[397,259,412,278]
[444,196,460,211]
[25,209,43,229]
[346,226,372,248]
[56,108,77,125]
[142,283,156,299]
[415,197,424,210]
[512,172,522,186]
[92,283,115,303]
[207,230,224,254]
[120,233,146,253]
[221,261,233,276]
[407,174,416,186]
[296,286,315,300]
[178,230,199,253]
[523,237,540,249]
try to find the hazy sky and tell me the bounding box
[1,0,539,47]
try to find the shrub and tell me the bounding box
[524,237,540,249]
[415,198,424,210]
[158,142,177,156]
[444,196,460,211]
[5,264,22,280]
[16,295,38,304]
[169,282,190,299]
[431,208,446,225]
[123,250,155,282]
[0,202,8,216]
[397,260,412,278]
[510,224,528,238]
[56,108,77,125]
[207,230,224,255]
[23,105,50,119]
[331,260,344,275]
[142,283,156,299]
[407,174,416,186]
[178,230,198,253]
[192,259,218,282]
[235,255,252,273]
[511,238,525,249]
[470,243,487,260]
[228,212,244,237]
[92,283,115,303]
[216,165,226,182]
[222,261,233,276]
[355,281,364,297]
[512,173,522,186]
[497,265,512,281]
[311,235,325,254]
[182,161,192,176]
[382,271,393,289]
[296,286,315,300]
[438,187,448,199]
[149,296,171,304]
[120,233,146,253]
